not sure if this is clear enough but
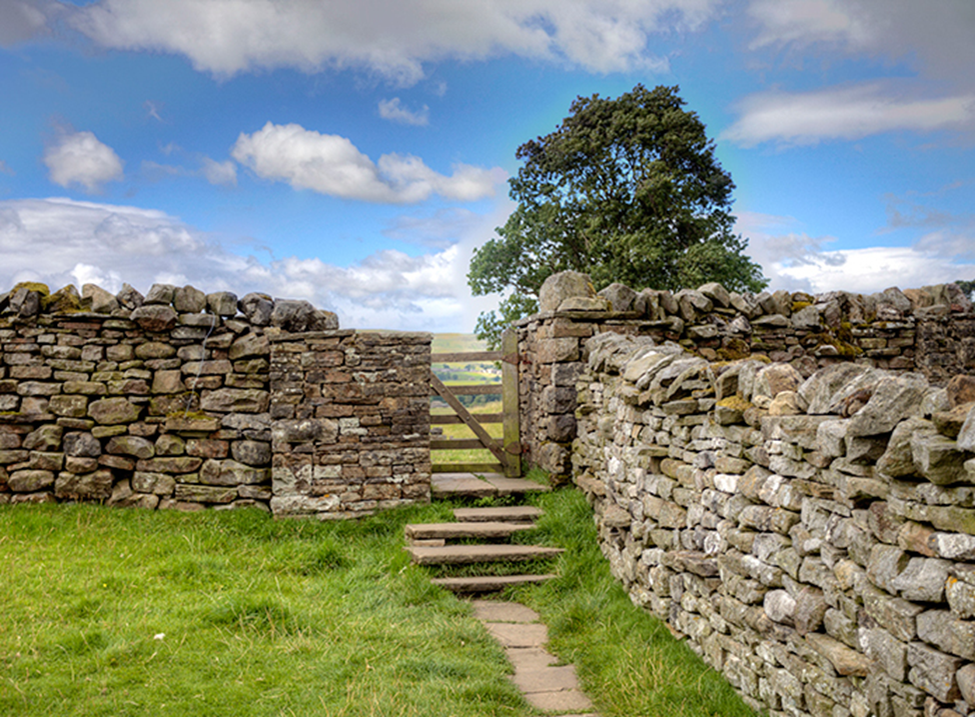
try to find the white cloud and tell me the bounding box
[200,157,237,186]
[0,0,50,46]
[747,0,975,89]
[722,84,975,147]
[748,0,874,50]
[378,98,430,126]
[0,197,511,332]
[231,122,504,203]
[67,0,719,83]
[738,210,975,295]
[43,130,124,192]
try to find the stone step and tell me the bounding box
[431,473,497,498]
[405,521,535,541]
[431,473,551,499]
[406,544,564,566]
[410,538,445,547]
[431,574,558,593]
[453,506,544,523]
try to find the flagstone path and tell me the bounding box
[473,599,599,716]
[406,471,600,715]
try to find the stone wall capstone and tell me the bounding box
[517,273,975,482]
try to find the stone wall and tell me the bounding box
[516,273,975,482]
[269,330,432,519]
[573,329,975,717]
[0,281,431,517]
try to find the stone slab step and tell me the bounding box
[431,473,496,498]
[483,474,551,495]
[431,574,558,593]
[454,506,544,523]
[406,544,564,565]
[431,473,551,499]
[405,521,535,541]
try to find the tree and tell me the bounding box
[955,279,975,299]
[468,84,767,347]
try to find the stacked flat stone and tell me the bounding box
[516,271,975,483]
[573,329,975,717]
[269,331,432,519]
[0,281,336,512]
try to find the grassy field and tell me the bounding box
[0,489,755,717]
[0,502,521,717]
[430,334,502,467]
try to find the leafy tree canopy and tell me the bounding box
[468,84,767,346]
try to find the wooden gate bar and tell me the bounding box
[431,413,504,425]
[429,372,511,469]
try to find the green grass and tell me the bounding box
[431,400,503,465]
[508,478,759,717]
[0,503,527,717]
[0,486,758,717]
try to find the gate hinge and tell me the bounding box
[502,353,527,366]
[504,441,523,455]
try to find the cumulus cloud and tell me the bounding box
[747,0,975,95]
[738,210,975,295]
[722,84,975,146]
[231,122,504,203]
[66,0,718,82]
[0,0,50,46]
[378,98,430,126]
[43,130,124,192]
[200,157,237,186]
[0,197,509,332]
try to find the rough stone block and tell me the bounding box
[55,469,113,501]
[907,641,962,702]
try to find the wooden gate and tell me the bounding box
[430,328,521,477]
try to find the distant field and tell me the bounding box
[431,334,502,467]
[431,333,488,354]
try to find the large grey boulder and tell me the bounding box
[598,283,638,312]
[174,285,206,313]
[116,283,144,310]
[538,271,593,313]
[846,374,929,437]
[144,283,176,305]
[697,282,730,308]
[877,417,936,477]
[753,363,803,400]
[799,363,874,414]
[82,284,119,313]
[238,292,274,325]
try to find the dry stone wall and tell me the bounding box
[574,329,975,717]
[516,273,975,483]
[0,281,431,517]
[269,330,432,519]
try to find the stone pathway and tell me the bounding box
[472,599,600,716]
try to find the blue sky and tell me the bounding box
[1,0,973,331]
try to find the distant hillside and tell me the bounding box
[431,333,488,354]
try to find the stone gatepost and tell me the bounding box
[269,330,432,518]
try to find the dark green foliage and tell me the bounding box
[955,279,975,299]
[469,84,767,347]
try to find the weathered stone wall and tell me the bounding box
[517,274,975,482]
[269,330,431,519]
[0,281,431,517]
[574,329,975,717]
